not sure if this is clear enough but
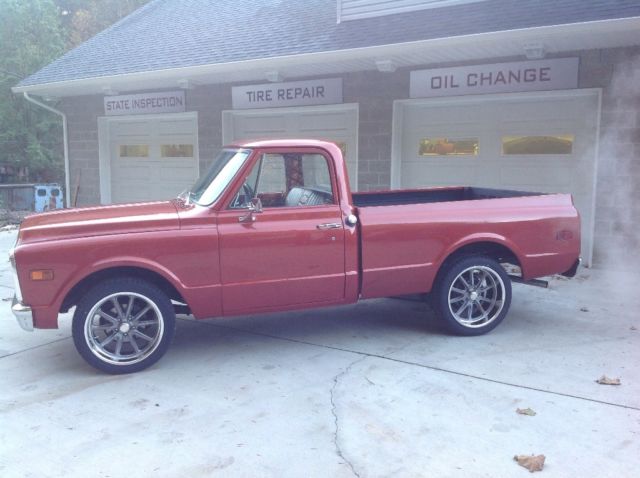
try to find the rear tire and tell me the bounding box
[72,277,175,374]
[433,255,511,336]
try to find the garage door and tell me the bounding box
[392,90,600,265]
[109,113,199,203]
[223,104,359,190]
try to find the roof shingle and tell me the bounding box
[18,0,640,87]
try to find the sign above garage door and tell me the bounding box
[410,58,579,98]
[232,78,342,109]
[104,91,185,116]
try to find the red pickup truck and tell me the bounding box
[9,139,580,373]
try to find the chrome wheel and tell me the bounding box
[84,292,164,366]
[447,265,506,328]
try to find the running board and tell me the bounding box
[508,275,549,288]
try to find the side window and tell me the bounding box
[256,154,286,195]
[229,152,335,209]
[301,154,332,192]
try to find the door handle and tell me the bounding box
[316,223,342,230]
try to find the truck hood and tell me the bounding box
[18,201,180,245]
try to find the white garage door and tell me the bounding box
[109,113,199,203]
[392,90,600,265]
[223,104,359,190]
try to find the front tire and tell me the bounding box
[72,278,175,374]
[433,255,512,336]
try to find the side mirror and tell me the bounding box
[239,197,263,223]
[250,197,263,213]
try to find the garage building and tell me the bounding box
[13,0,640,266]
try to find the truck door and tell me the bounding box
[217,150,346,314]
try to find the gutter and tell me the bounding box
[22,92,71,208]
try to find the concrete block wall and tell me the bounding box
[186,84,231,175]
[577,46,640,267]
[61,95,103,206]
[344,70,409,191]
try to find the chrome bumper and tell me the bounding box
[12,296,34,332]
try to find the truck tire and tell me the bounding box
[433,255,511,336]
[72,277,176,374]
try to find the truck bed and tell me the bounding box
[354,190,580,300]
[353,187,539,208]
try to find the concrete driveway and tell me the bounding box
[1,227,638,478]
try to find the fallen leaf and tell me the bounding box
[2,297,12,302]
[516,407,537,416]
[595,375,621,385]
[631,326,637,331]
[514,454,545,473]
[580,307,589,312]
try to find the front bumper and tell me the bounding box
[12,296,34,332]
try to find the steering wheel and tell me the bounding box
[232,182,255,208]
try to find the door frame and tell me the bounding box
[97,111,199,204]
[222,103,359,190]
[391,88,602,266]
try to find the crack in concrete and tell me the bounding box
[330,355,367,478]
[181,318,640,412]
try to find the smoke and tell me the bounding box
[595,52,640,273]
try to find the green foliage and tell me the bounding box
[57,0,150,49]
[0,0,149,184]
[0,0,65,183]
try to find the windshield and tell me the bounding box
[187,149,251,206]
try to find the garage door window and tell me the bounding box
[502,135,574,155]
[161,144,194,157]
[419,138,478,156]
[119,145,149,157]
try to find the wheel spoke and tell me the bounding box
[97,310,118,324]
[132,305,152,322]
[133,330,154,343]
[135,319,157,327]
[456,301,470,315]
[99,332,118,348]
[451,287,466,294]
[124,295,135,320]
[93,324,117,332]
[111,298,126,320]
[459,275,471,290]
[450,296,465,304]
[114,338,123,358]
[128,335,140,354]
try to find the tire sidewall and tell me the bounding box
[72,278,176,374]
[435,256,512,336]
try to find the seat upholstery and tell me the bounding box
[285,187,329,207]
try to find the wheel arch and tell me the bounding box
[60,265,186,314]
[432,235,524,290]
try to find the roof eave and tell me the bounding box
[12,16,640,98]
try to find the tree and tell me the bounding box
[0,0,150,185]
[0,0,65,183]
[56,0,150,49]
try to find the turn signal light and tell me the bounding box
[30,270,54,281]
